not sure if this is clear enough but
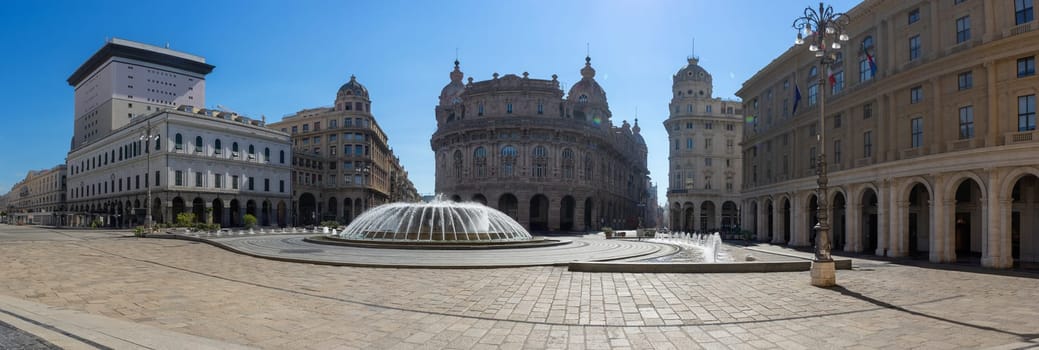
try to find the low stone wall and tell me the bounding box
[568,259,852,273]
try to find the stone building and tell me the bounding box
[664,57,745,233]
[6,165,66,225]
[738,0,1039,268]
[431,58,650,231]
[65,39,292,228]
[267,75,420,226]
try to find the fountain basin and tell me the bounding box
[306,236,569,250]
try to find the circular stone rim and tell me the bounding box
[304,236,571,250]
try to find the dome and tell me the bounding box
[568,56,608,106]
[338,75,369,98]
[674,57,712,84]
[632,119,645,145]
[439,60,465,105]
[336,198,532,242]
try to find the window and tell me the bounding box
[155,171,160,187]
[195,136,203,153]
[705,122,713,129]
[958,71,973,90]
[280,150,285,164]
[909,35,921,61]
[1020,95,1036,131]
[248,145,255,157]
[705,138,712,150]
[910,86,923,104]
[532,146,547,177]
[706,105,713,113]
[214,174,222,188]
[264,148,271,162]
[248,177,255,191]
[860,36,875,82]
[264,178,270,192]
[474,147,488,177]
[175,171,183,186]
[330,119,337,129]
[809,147,817,168]
[956,16,971,43]
[506,103,513,114]
[833,140,842,164]
[808,83,819,106]
[232,175,239,190]
[214,139,222,154]
[686,138,694,149]
[1017,0,1034,25]
[959,106,975,139]
[687,104,693,113]
[908,8,920,24]
[195,172,203,187]
[705,158,713,167]
[1018,56,1035,77]
[500,146,517,176]
[863,103,873,119]
[478,104,484,116]
[174,134,183,150]
[453,150,463,178]
[291,126,298,134]
[911,117,924,148]
[537,103,544,114]
[302,124,309,132]
[831,71,844,94]
[809,66,818,77]
[686,122,693,129]
[863,131,873,158]
[834,114,842,128]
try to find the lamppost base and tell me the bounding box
[810,259,836,287]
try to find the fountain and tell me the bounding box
[648,232,726,263]
[314,197,562,248]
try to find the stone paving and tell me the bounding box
[0,225,1038,349]
[0,318,61,350]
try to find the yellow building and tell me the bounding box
[738,0,1039,268]
[7,165,66,225]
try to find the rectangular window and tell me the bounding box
[909,35,921,61]
[908,8,920,24]
[175,171,183,186]
[686,122,693,129]
[808,84,818,106]
[280,180,285,193]
[264,178,270,192]
[833,140,842,164]
[135,175,140,189]
[330,120,337,129]
[1020,95,1036,131]
[859,58,873,82]
[329,134,337,142]
[959,106,975,139]
[686,138,693,149]
[833,114,842,128]
[863,103,873,119]
[809,147,817,168]
[956,16,971,43]
[214,174,222,188]
[705,158,712,167]
[831,71,844,94]
[910,86,923,104]
[1018,56,1035,77]
[958,71,973,90]
[303,124,309,132]
[195,172,203,187]
[1017,0,1034,25]
[232,175,239,190]
[248,177,255,191]
[911,117,924,148]
[863,131,873,158]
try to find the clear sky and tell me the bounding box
[0,0,859,205]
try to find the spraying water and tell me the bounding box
[336,196,531,242]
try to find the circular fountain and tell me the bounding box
[309,198,566,249]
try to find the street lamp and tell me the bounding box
[793,2,849,287]
[140,121,160,233]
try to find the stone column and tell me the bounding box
[983,170,1010,268]
[517,194,531,229]
[929,175,948,263]
[575,200,587,232]
[772,199,785,244]
[877,180,890,256]
[791,193,807,247]
[547,198,561,231]
[890,200,909,257]
[757,199,768,241]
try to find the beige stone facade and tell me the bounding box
[267,76,420,226]
[431,58,650,231]
[665,57,745,233]
[738,0,1039,268]
[6,165,66,225]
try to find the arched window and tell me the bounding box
[500,146,517,177]
[453,150,463,178]
[264,147,271,162]
[195,136,203,153]
[174,134,183,150]
[578,94,588,103]
[532,146,547,178]
[809,66,818,78]
[859,36,876,81]
[232,142,239,156]
[248,145,255,159]
[583,154,594,180]
[280,150,285,164]
[473,147,487,177]
[214,139,222,154]
[155,134,161,150]
[561,148,575,179]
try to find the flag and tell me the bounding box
[863,45,877,77]
[792,84,802,115]
[827,66,836,87]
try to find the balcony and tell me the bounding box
[947,138,979,152]
[901,147,923,159]
[1005,130,1038,145]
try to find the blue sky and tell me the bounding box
[0,0,859,205]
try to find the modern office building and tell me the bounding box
[267,75,420,226]
[738,0,1039,268]
[431,58,650,231]
[664,56,745,233]
[6,165,66,225]
[65,39,292,228]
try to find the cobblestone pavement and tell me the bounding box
[0,318,62,349]
[1,225,1038,349]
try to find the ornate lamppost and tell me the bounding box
[793,2,849,287]
[140,120,160,233]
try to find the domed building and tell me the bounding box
[431,57,650,231]
[664,56,744,233]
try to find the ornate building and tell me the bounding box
[431,57,650,231]
[268,75,420,226]
[6,165,66,225]
[738,0,1039,268]
[665,57,745,233]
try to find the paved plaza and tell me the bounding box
[0,225,1038,349]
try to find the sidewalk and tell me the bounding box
[0,294,254,350]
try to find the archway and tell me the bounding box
[584,198,594,230]
[721,201,738,233]
[277,201,287,227]
[472,194,487,205]
[229,199,241,227]
[953,178,984,261]
[343,198,353,223]
[327,197,338,222]
[907,183,931,257]
[246,200,258,224]
[298,193,316,226]
[700,201,716,232]
[832,192,846,251]
[451,195,462,202]
[861,188,879,254]
[171,197,186,222]
[354,198,363,217]
[213,199,224,227]
[670,203,681,231]
[560,196,575,231]
[192,197,205,223]
[1010,175,1039,264]
[765,199,774,241]
[683,204,695,232]
[498,193,518,219]
[529,194,549,231]
[748,201,758,239]
[262,201,272,226]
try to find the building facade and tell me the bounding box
[665,57,745,233]
[6,165,66,225]
[738,0,1039,268]
[67,38,212,149]
[267,75,420,226]
[431,58,650,231]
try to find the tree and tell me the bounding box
[243,214,257,229]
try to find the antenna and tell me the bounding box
[455,48,458,61]
[586,43,590,57]
[692,38,695,58]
